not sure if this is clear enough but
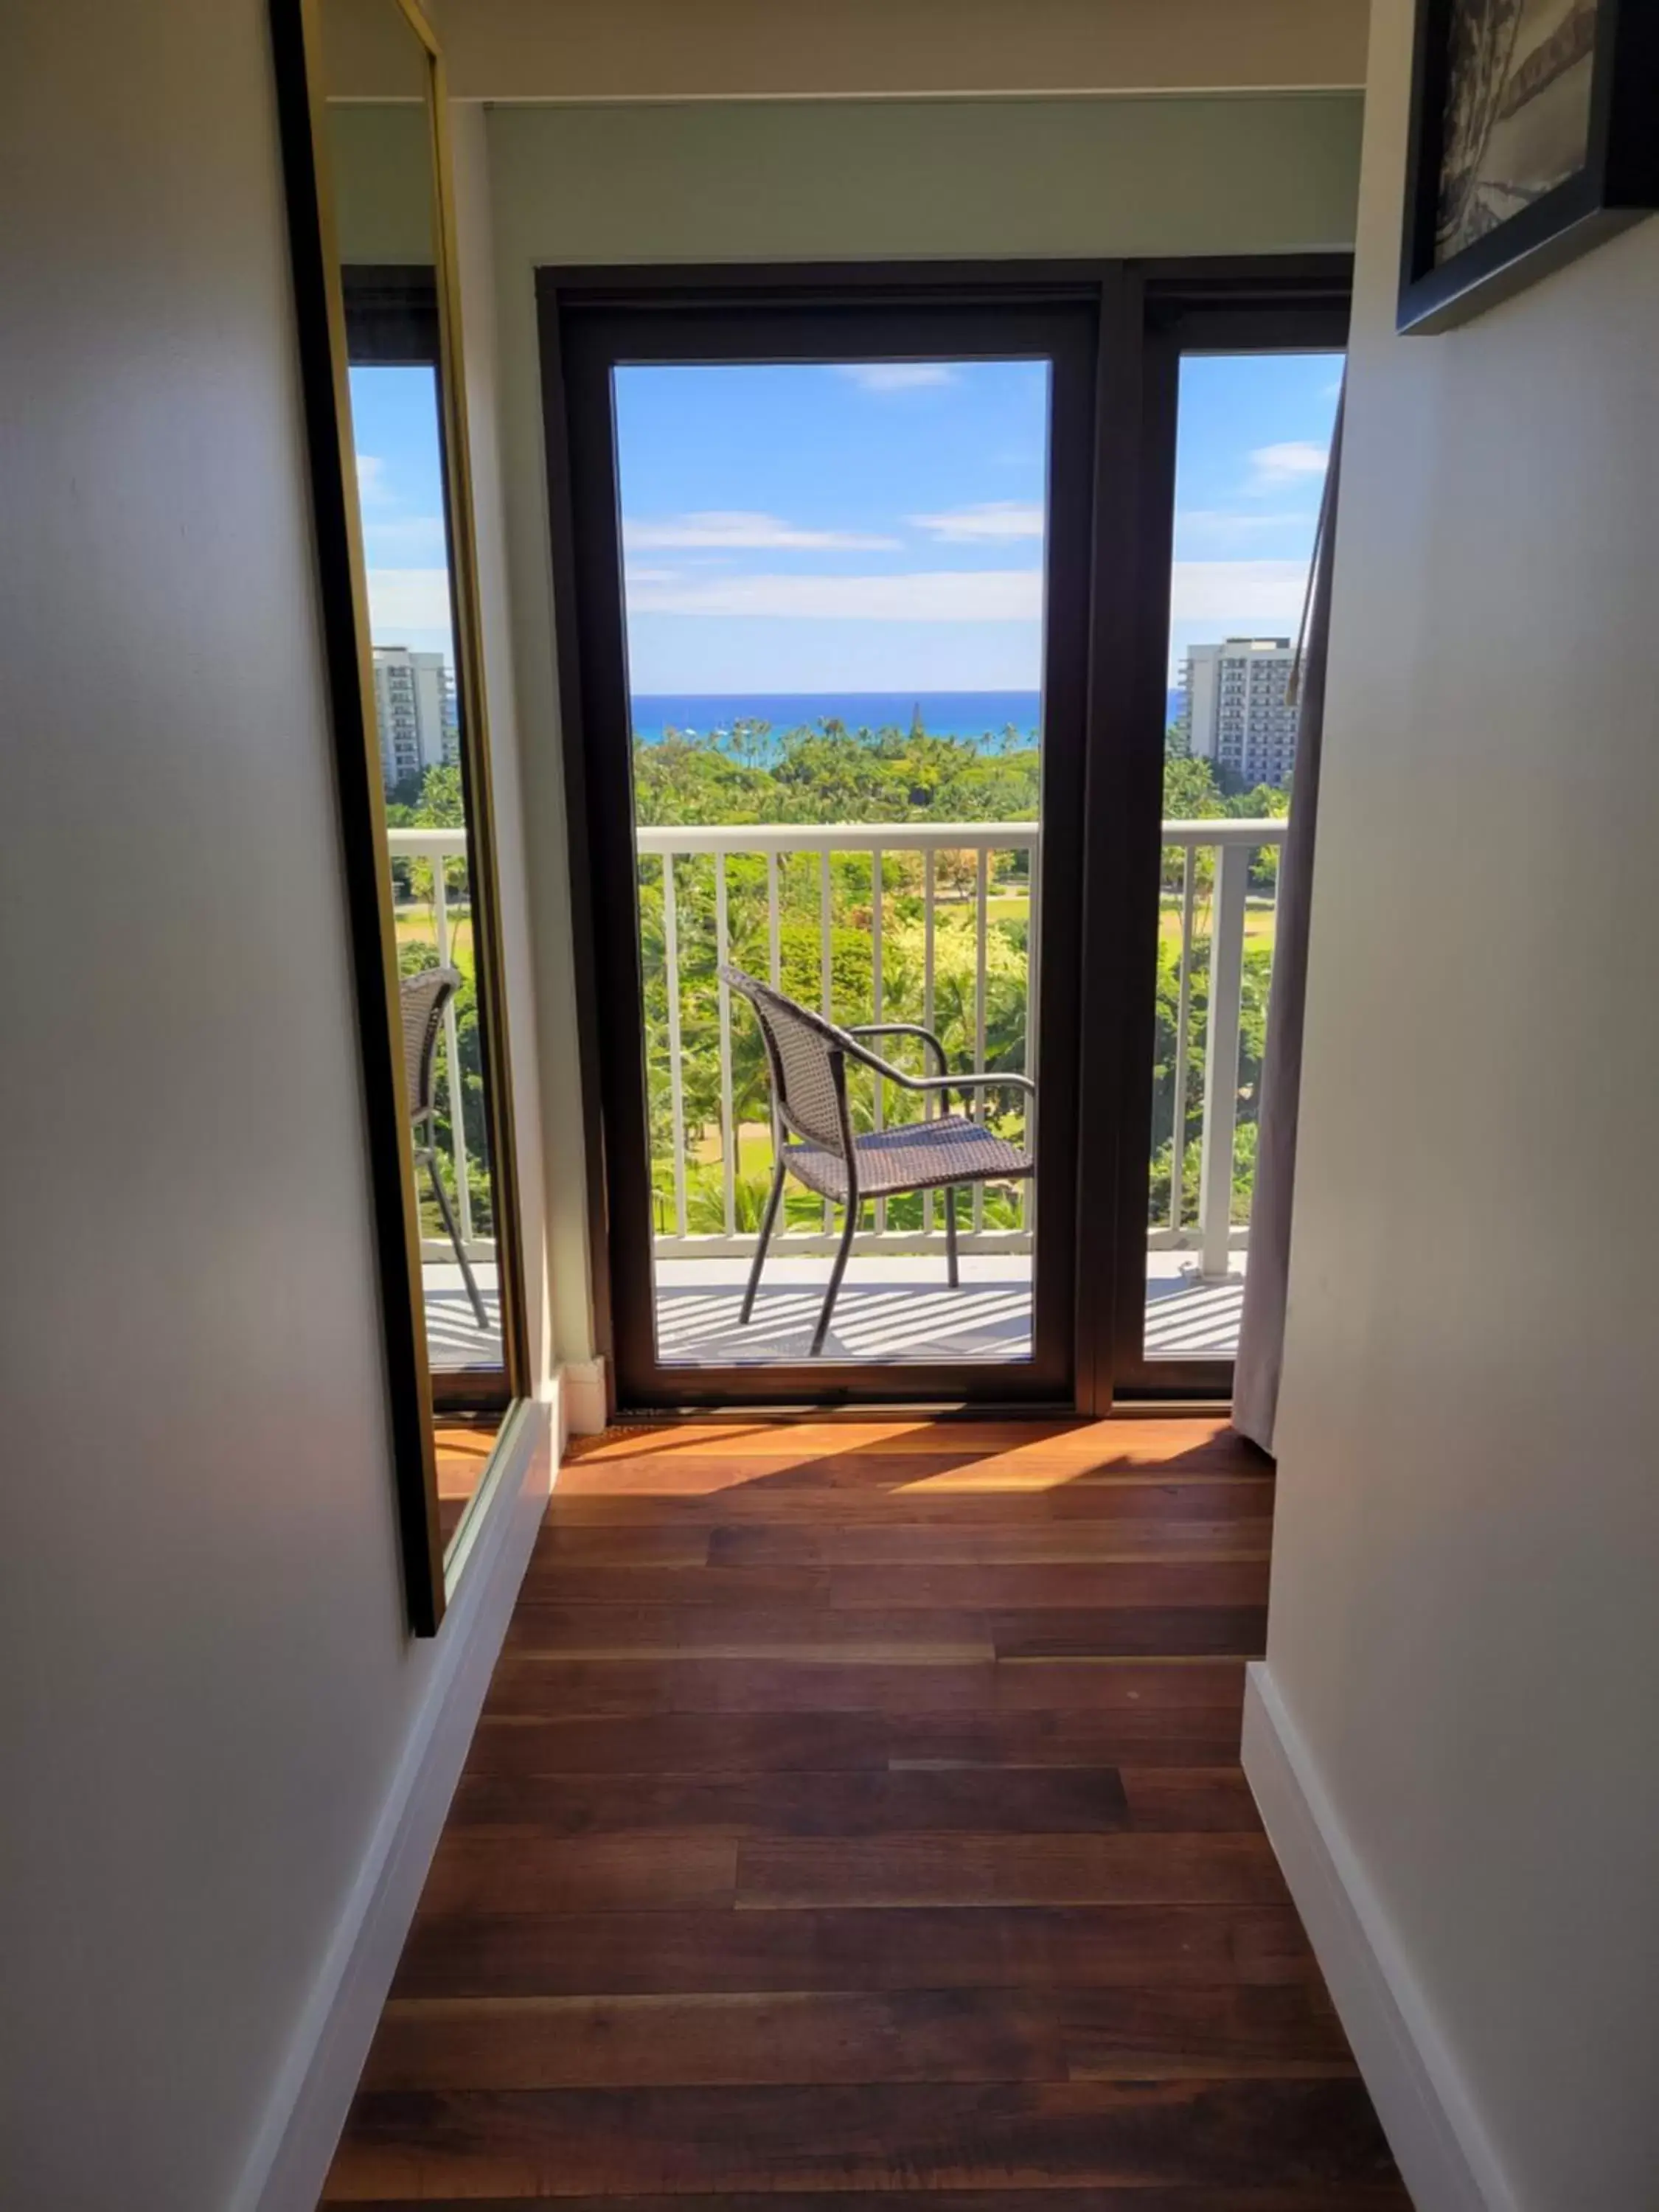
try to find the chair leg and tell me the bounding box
[740,1157,787,1324]
[427,1155,490,1329]
[945,1184,960,1290]
[810,1195,859,1357]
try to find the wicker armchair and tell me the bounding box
[720,966,1034,1357]
[399,965,489,1329]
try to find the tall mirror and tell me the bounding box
[272,0,527,1631]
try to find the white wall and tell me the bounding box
[1265,4,1659,2205]
[0,7,540,2205]
[438,0,1370,100]
[486,91,1366,1360]
[449,100,554,1386]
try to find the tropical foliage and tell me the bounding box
[386,714,1285,1246]
[613,714,1284,1234]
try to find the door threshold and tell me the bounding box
[605,1397,1234,1425]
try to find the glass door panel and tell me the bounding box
[611,360,1051,1370]
[1141,350,1342,1370]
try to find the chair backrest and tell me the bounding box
[399,964,462,1124]
[720,966,852,1155]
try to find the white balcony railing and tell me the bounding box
[636,816,1284,1280]
[386,827,491,1263]
[1158,819,1284,1278]
[637,823,1040,1262]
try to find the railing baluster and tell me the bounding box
[766,850,781,989]
[820,844,833,1232]
[1198,838,1249,1280]
[662,849,688,1241]
[714,850,734,1238]
[871,847,885,1234]
[1171,842,1197,1235]
[1023,832,1040,1235]
[923,848,936,1232]
[431,856,473,1246]
[595,818,1280,1273]
[973,843,989,1234]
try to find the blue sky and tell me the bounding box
[350,364,454,661]
[349,349,1342,689]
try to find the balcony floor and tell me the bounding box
[424,1261,503,1373]
[653,1250,1245,1367]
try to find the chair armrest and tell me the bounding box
[846,1020,950,1077]
[908,1071,1037,1101]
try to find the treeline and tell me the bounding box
[384,720,1287,1245]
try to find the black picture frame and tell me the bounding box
[1399,0,1659,335]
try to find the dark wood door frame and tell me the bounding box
[536,257,1352,1419]
[1103,270,1352,1401]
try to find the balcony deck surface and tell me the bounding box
[650,1252,1245,1368]
[421,1254,1246,1375]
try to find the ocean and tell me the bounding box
[631,689,1187,745]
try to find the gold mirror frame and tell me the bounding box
[271,0,529,1633]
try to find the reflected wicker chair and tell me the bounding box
[399,964,489,1329]
[720,965,1034,1357]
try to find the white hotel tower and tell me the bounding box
[371,645,458,793]
[1179,636,1298,787]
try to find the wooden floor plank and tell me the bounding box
[502,1601,1003,1658]
[324,2079,1399,2199]
[829,1559,1271,1605]
[543,1478,1275,1524]
[337,2191,1411,2211]
[321,1414,1401,2208]
[714,1517,1276,1565]
[552,1455,1276,1500]
[392,1904,1324,2000]
[359,1983,1354,2091]
[421,1833,737,1917]
[518,1562,832,1607]
[459,1707,1256,1775]
[734,1832,1287,1909]
[1121,1767,1264,1832]
[449,1765,1133,1835]
[566,1416,1256,1463]
[501,1600,1265,1659]
[483,1654,1250,1717]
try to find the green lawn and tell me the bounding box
[978,890,1275,949]
[395,905,476,973]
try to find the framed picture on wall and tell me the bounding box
[1398,0,1659,334]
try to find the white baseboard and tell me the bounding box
[235,1392,554,2212]
[1242,1663,1517,2212]
[560,1356,608,1436]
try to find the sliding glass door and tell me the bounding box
[546,291,1098,1406]
[540,265,1350,1413]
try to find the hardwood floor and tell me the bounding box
[437,1414,506,1545]
[321,1415,1408,2208]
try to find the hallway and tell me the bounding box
[321,1415,1407,2204]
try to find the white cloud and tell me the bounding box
[1175,507,1317,550]
[625,568,1042,622]
[1170,559,1310,622]
[365,567,453,633]
[1248,440,1329,490]
[361,513,449,560]
[909,501,1045,543]
[355,453,391,505]
[834,363,958,392]
[624,509,900,551]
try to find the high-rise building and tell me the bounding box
[1179,636,1298,787]
[371,645,456,793]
